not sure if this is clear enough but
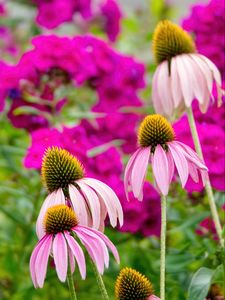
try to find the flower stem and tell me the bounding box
[67,264,77,300]
[90,259,109,300]
[186,107,224,248]
[160,194,167,300]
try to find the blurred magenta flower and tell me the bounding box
[152,20,223,117]
[124,115,208,198]
[173,115,225,192]
[1,34,144,131]
[30,204,119,288]
[182,0,225,78]
[36,147,123,239]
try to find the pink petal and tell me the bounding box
[30,235,50,288]
[75,229,105,274]
[68,247,75,274]
[69,184,88,226]
[77,181,101,229]
[35,234,53,288]
[124,148,142,200]
[148,295,161,300]
[80,226,120,264]
[168,142,189,187]
[152,65,165,114]
[82,178,123,228]
[156,61,174,116]
[188,162,199,183]
[166,150,175,183]
[36,189,65,240]
[75,226,109,268]
[176,54,194,107]
[170,56,183,109]
[131,147,150,201]
[152,145,169,196]
[53,232,68,282]
[64,232,86,279]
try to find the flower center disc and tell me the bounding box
[44,204,78,234]
[138,114,175,149]
[153,20,196,64]
[115,267,153,300]
[41,147,84,192]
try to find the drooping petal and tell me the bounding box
[148,295,161,300]
[168,142,189,187]
[36,189,65,239]
[152,145,169,196]
[152,64,166,114]
[75,226,109,268]
[53,232,68,282]
[34,234,53,288]
[166,150,175,183]
[69,184,88,226]
[188,162,199,183]
[76,181,101,230]
[68,247,75,274]
[131,147,150,201]
[176,54,194,107]
[124,148,142,200]
[64,232,86,279]
[156,61,174,116]
[80,226,120,264]
[82,178,123,227]
[30,235,51,288]
[75,228,105,274]
[170,56,183,109]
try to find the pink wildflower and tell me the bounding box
[124,114,208,199]
[152,20,223,117]
[36,147,123,239]
[30,204,119,288]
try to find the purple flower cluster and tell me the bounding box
[0,34,145,131]
[182,0,225,78]
[34,0,122,42]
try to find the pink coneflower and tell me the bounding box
[124,114,208,198]
[151,20,223,117]
[30,204,120,288]
[115,267,160,300]
[37,147,123,239]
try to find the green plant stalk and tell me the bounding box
[186,107,224,248]
[90,259,109,300]
[67,264,77,300]
[160,194,167,300]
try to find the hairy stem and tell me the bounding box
[90,259,109,300]
[67,264,77,300]
[186,107,224,248]
[160,194,167,300]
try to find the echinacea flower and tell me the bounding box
[30,204,120,288]
[115,267,160,300]
[36,147,123,239]
[152,20,223,117]
[124,114,208,198]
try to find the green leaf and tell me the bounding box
[187,267,215,300]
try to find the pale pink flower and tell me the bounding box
[152,20,223,117]
[124,115,208,198]
[37,147,123,239]
[30,205,120,288]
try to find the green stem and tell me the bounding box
[186,107,224,248]
[160,194,167,300]
[90,259,109,300]
[67,264,77,300]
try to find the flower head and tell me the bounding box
[152,20,223,117]
[30,204,120,288]
[115,267,160,300]
[124,114,208,198]
[37,147,123,239]
[153,20,195,64]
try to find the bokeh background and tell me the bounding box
[0,0,224,299]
